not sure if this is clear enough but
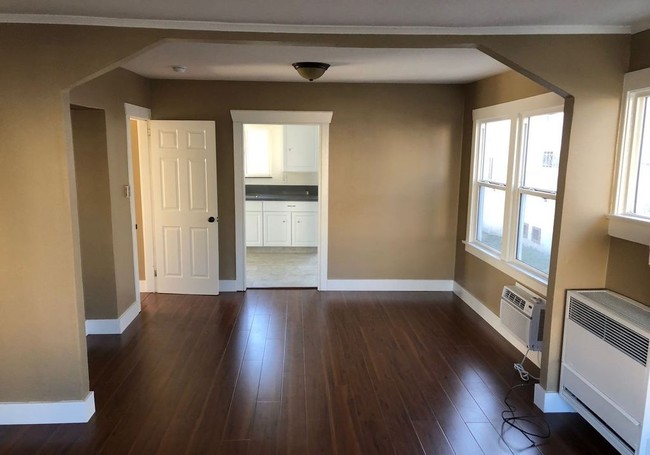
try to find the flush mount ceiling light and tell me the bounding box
[292,62,330,81]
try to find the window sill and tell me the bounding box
[463,241,548,297]
[607,214,650,246]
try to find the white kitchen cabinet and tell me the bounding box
[245,211,263,246]
[246,199,317,247]
[284,125,319,172]
[263,212,291,246]
[291,212,318,247]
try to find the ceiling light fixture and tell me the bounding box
[172,65,187,73]
[292,62,330,81]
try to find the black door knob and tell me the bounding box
[208,216,215,223]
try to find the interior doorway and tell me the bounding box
[126,105,220,295]
[231,111,333,291]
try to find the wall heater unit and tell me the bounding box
[561,290,650,455]
[499,285,546,351]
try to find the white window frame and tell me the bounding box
[465,93,565,296]
[609,67,650,247]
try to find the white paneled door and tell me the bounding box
[149,120,219,295]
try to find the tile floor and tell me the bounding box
[245,247,318,288]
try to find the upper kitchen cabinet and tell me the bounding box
[284,125,319,172]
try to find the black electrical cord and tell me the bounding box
[501,383,551,448]
[500,349,551,449]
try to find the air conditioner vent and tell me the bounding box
[504,288,526,311]
[569,296,649,366]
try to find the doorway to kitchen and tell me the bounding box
[231,111,333,290]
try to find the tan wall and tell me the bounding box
[630,29,650,71]
[604,29,650,306]
[151,81,464,280]
[71,108,118,319]
[70,68,151,317]
[455,71,549,311]
[130,119,146,282]
[0,24,629,401]
[606,238,650,305]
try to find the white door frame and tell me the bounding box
[231,110,333,291]
[124,104,152,295]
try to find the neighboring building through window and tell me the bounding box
[466,92,565,288]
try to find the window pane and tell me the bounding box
[633,96,650,217]
[476,186,505,252]
[522,112,564,192]
[479,119,511,184]
[516,194,556,274]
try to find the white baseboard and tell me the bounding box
[219,279,242,292]
[139,280,148,292]
[0,392,95,424]
[85,300,141,335]
[453,282,541,367]
[534,383,575,413]
[323,279,454,292]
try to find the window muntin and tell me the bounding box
[467,93,564,283]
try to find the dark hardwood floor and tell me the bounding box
[0,290,617,454]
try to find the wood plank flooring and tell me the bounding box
[0,290,617,454]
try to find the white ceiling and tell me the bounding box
[4,0,649,84]
[123,42,510,84]
[1,0,649,32]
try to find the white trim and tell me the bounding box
[219,280,241,292]
[607,214,650,246]
[0,392,95,425]
[85,300,141,335]
[534,384,575,413]
[324,280,453,292]
[231,110,333,292]
[472,92,564,120]
[453,282,541,367]
[0,14,632,35]
[124,104,152,301]
[139,279,148,292]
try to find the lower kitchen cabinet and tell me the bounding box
[245,211,263,246]
[263,212,291,246]
[246,200,318,247]
[291,212,318,246]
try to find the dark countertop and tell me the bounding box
[245,184,318,202]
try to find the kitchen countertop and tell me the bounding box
[245,184,318,202]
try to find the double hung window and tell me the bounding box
[611,68,650,244]
[466,93,565,290]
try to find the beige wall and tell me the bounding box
[71,107,118,319]
[606,238,650,305]
[151,81,464,280]
[604,29,650,306]
[70,68,151,317]
[130,119,146,282]
[455,71,549,311]
[0,24,630,402]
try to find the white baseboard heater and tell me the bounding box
[561,290,650,455]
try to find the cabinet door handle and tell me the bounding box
[287,205,296,207]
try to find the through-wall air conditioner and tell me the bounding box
[561,290,650,455]
[499,284,546,351]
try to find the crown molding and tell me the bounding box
[0,14,633,35]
